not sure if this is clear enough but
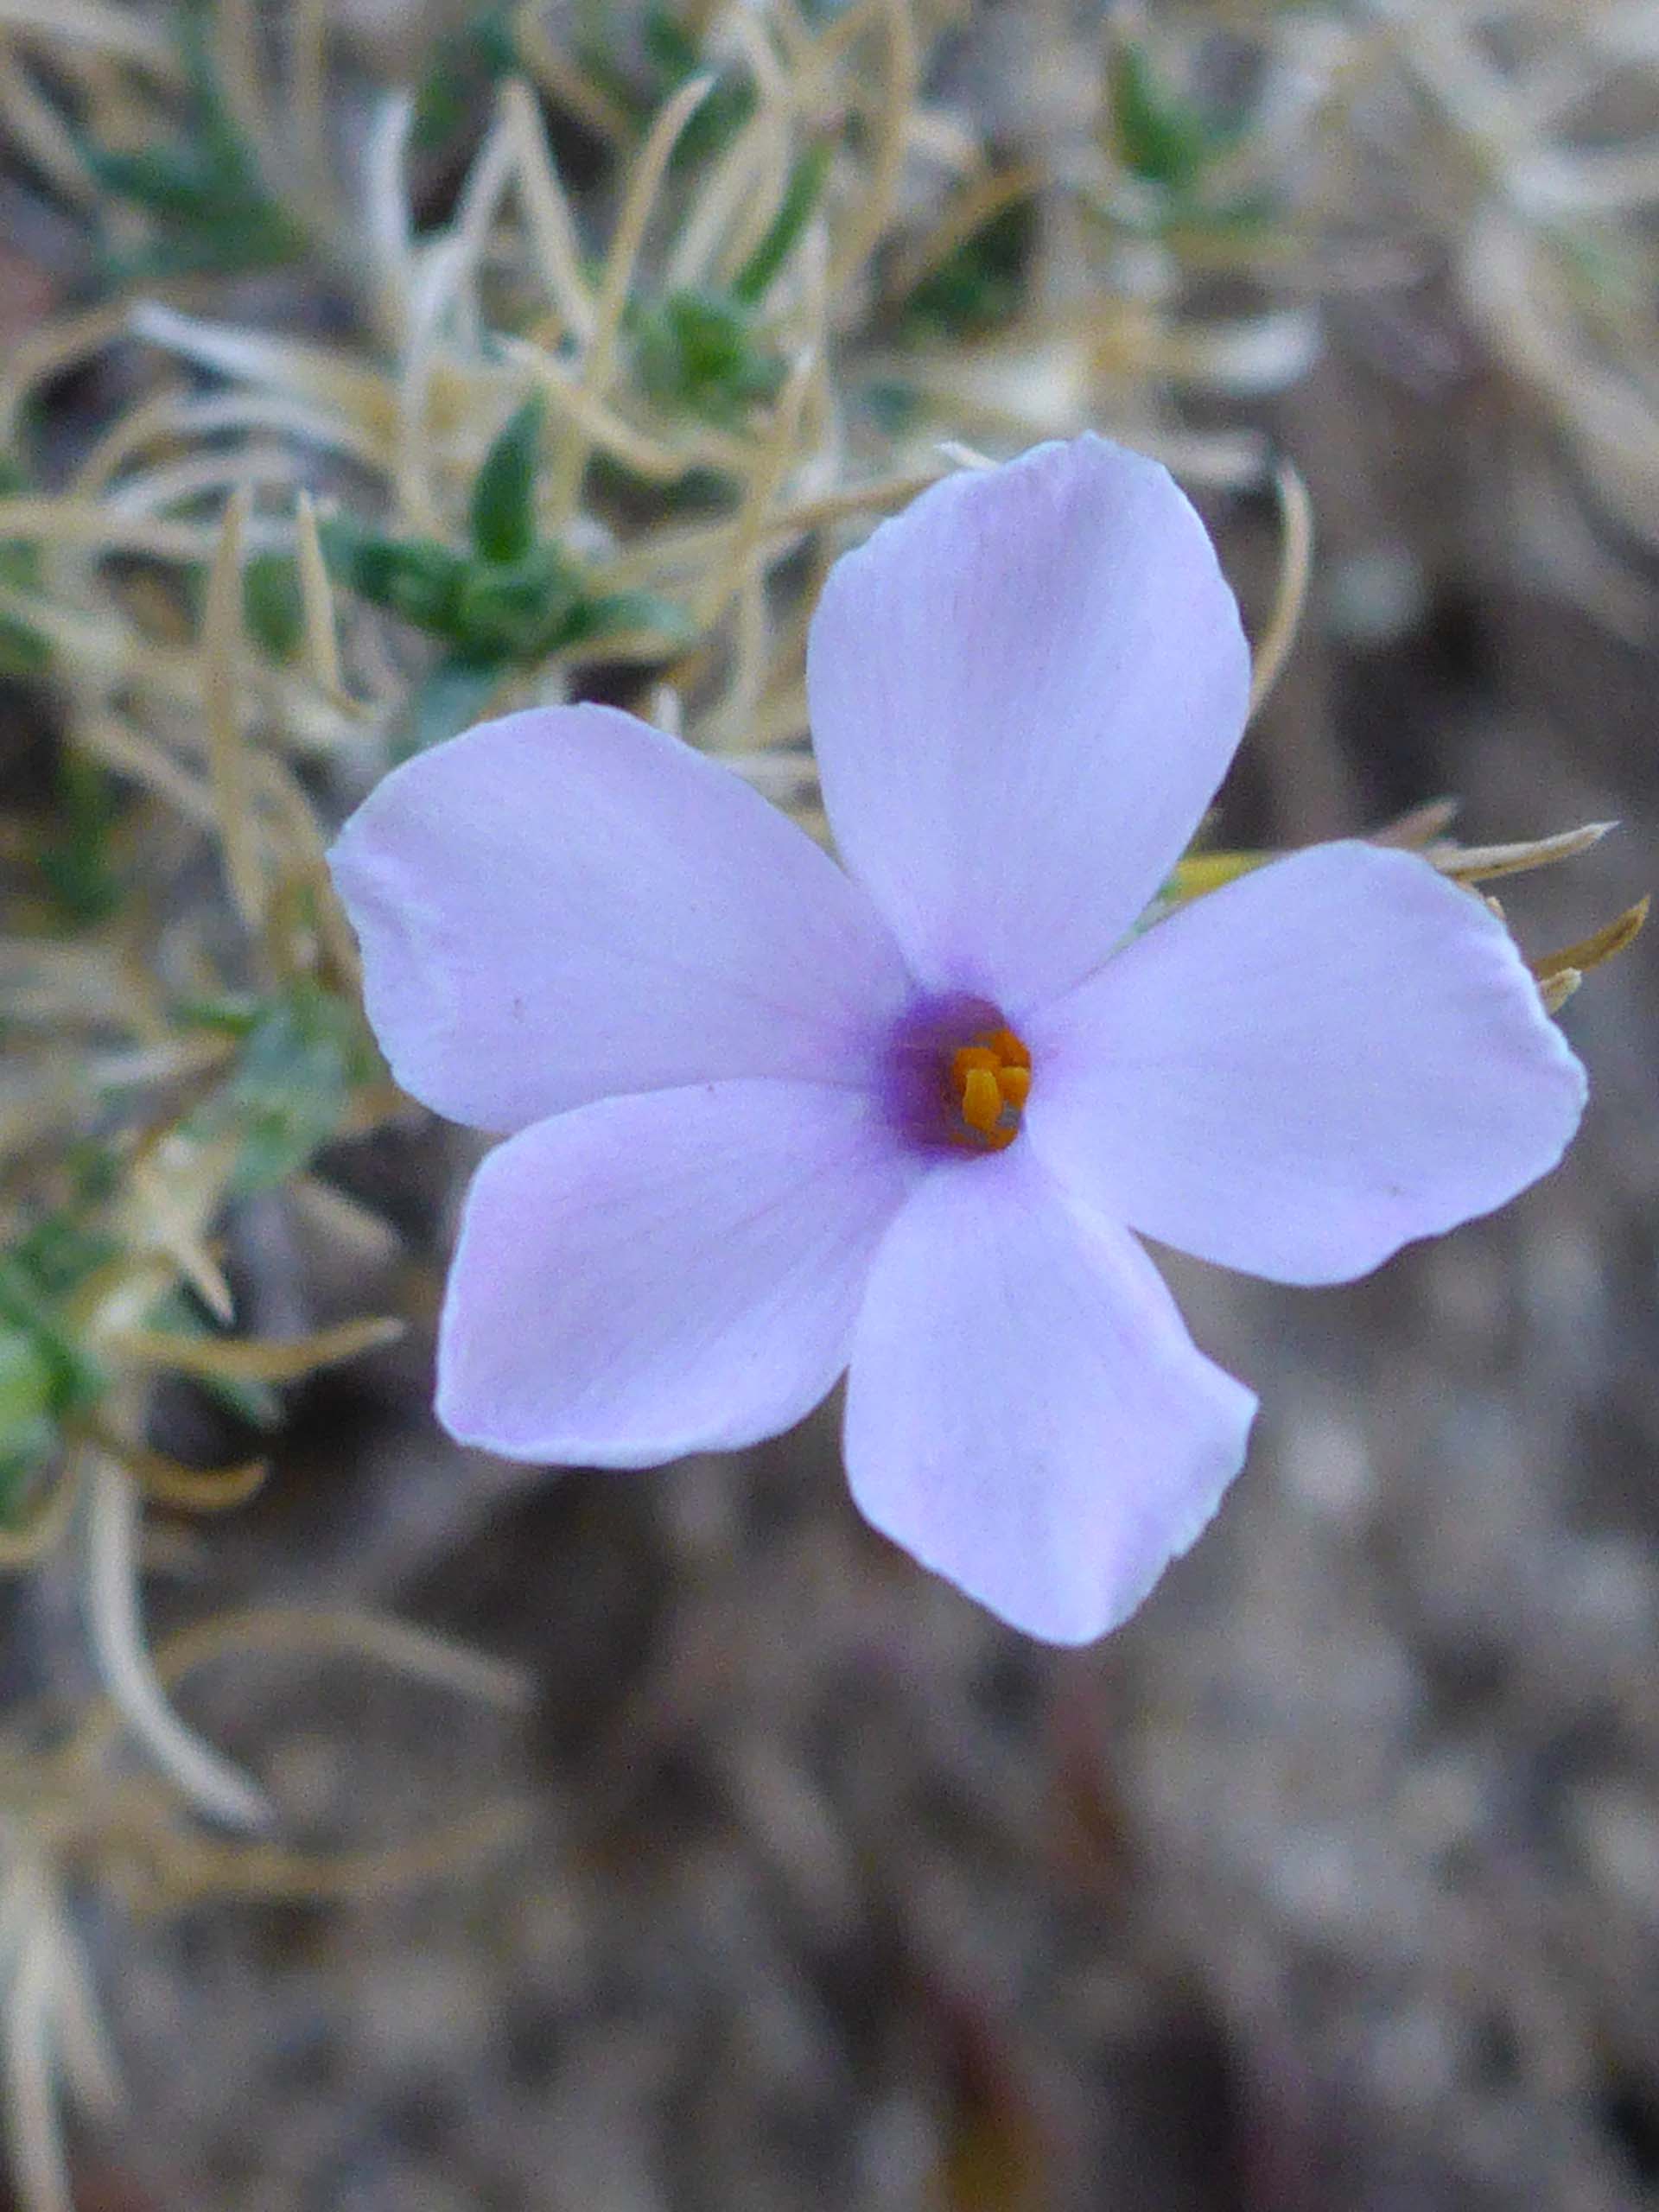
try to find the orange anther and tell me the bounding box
[959,1065,1003,1136]
[944,1019,1032,1149]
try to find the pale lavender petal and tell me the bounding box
[1025,842,1587,1287]
[437,1080,918,1465]
[328,705,912,1133]
[806,435,1249,1011]
[842,1149,1256,1644]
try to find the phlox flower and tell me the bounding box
[327,435,1586,1644]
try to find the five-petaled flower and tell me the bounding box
[328,435,1586,1644]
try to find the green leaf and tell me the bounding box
[10,1209,118,1303]
[452,551,580,659]
[732,137,834,306]
[411,3,521,151]
[399,657,509,760]
[469,395,545,565]
[242,551,305,660]
[0,1321,62,1522]
[587,7,756,168]
[0,1255,105,1421]
[899,197,1037,341]
[320,518,469,634]
[0,456,44,668]
[1108,43,1217,193]
[0,614,49,677]
[38,753,120,926]
[0,1326,55,1445]
[85,145,225,219]
[79,0,306,272]
[556,588,691,652]
[185,982,367,1195]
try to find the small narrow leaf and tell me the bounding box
[732,137,835,307]
[1108,41,1216,192]
[469,395,545,565]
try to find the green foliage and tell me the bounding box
[470,397,545,565]
[405,658,511,758]
[84,3,305,275]
[620,118,830,423]
[242,552,307,662]
[631,289,787,424]
[0,616,50,679]
[1108,41,1217,194]
[0,454,50,677]
[579,4,757,168]
[0,1206,117,1509]
[452,545,584,658]
[411,2,522,153]
[322,421,690,702]
[899,199,1039,341]
[1103,40,1277,241]
[321,521,471,634]
[730,138,834,307]
[0,1325,57,1509]
[643,6,757,167]
[37,754,120,927]
[321,514,581,660]
[183,980,372,1196]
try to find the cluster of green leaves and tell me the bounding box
[82,3,304,276]
[631,291,786,425]
[316,397,686,749]
[629,138,831,424]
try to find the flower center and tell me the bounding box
[947,1025,1031,1151]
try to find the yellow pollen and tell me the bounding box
[950,1025,1032,1150]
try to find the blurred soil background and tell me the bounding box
[1,3,1656,2209]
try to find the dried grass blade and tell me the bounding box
[550,73,716,515]
[108,1315,404,1384]
[827,0,918,297]
[98,1435,270,1515]
[294,489,346,701]
[1433,821,1617,883]
[202,486,265,931]
[1247,455,1313,721]
[86,1459,274,1829]
[1370,798,1460,849]
[1529,896,1649,984]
